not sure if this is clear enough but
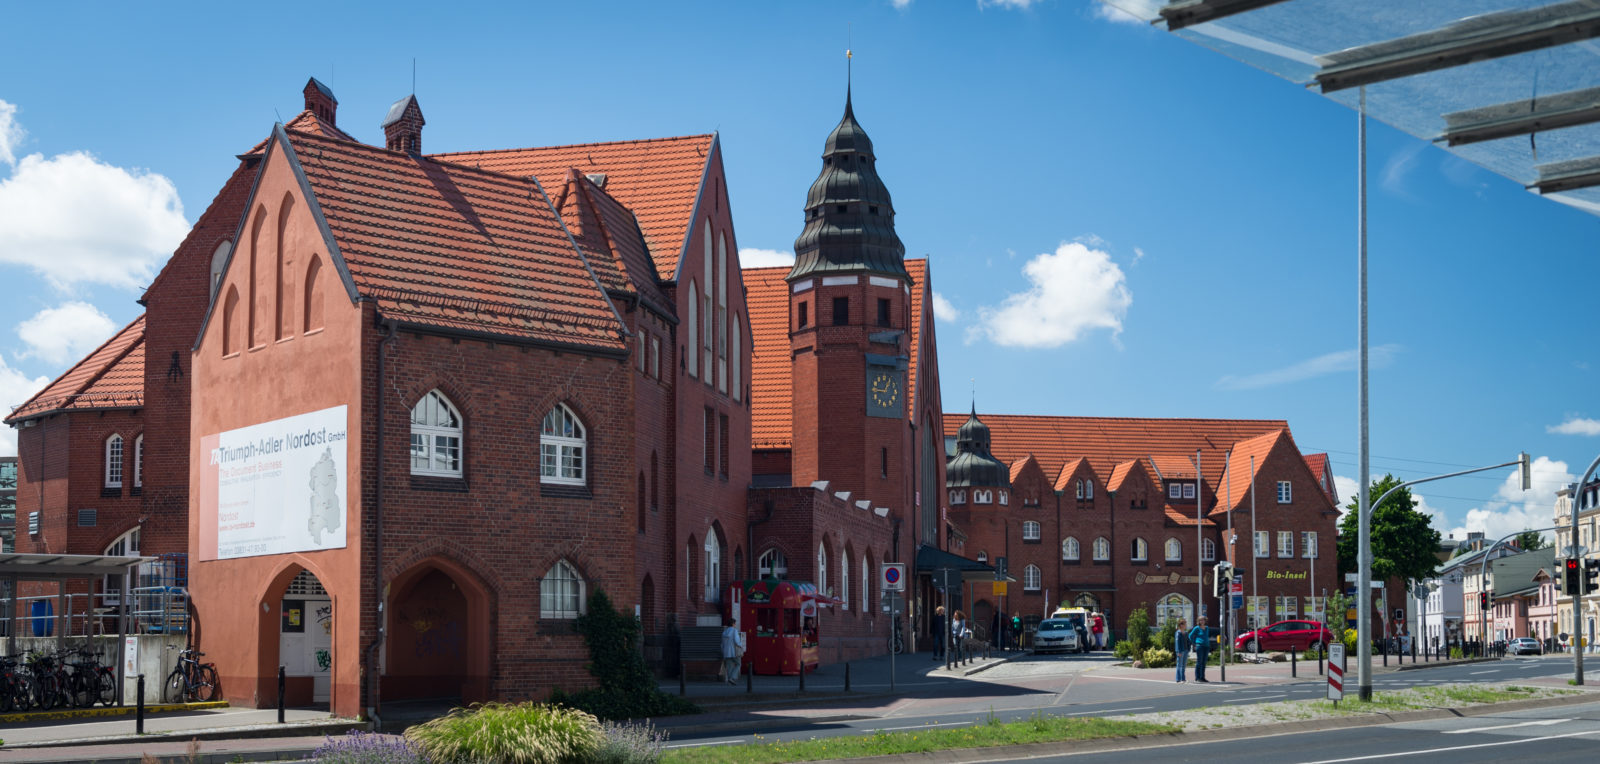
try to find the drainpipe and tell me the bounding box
[748,500,774,578]
[363,318,397,727]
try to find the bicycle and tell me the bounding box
[67,648,118,707]
[890,618,905,655]
[164,646,218,703]
[1,654,37,712]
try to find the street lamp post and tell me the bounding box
[1475,526,1558,658]
[1356,453,1530,701]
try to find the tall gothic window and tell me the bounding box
[540,404,586,485]
[410,390,463,477]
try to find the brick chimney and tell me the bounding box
[381,95,425,154]
[303,77,337,126]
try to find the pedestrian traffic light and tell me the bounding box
[1585,559,1600,595]
[1565,558,1582,595]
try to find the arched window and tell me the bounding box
[861,553,870,613]
[1157,593,1193,631]
[303,254,324,332]
[839,551,849,610]
[998,490,1008,505]
[1201,537,1216,562]
[209,240,231,300]
[540,560,585,619]
[1022,521,1040,541]
[636,473,646,532]
[950,490,966,505]
[105,434,124,488]
[1063,537,1080,561]
[103,528,141,604]
[1024,565,1041,591]
[1131,537,1148,562]
[732,315,742,402]
[702,224,713,388]
[540,404,585,485]
[816,542,828,594]
[687,281,699,378]
[133,434,144,489]
[974,490,992,504]
[1165,538,1182,562]
[704,533,721,603]
[1084,479,1094,499]
[758,548,787,578]
[717,232,728,394]
[275,193,294,341]
[1093,537,1110,561]
[221,285,240,356]
[410,391,463,477]
[976,551,988,563]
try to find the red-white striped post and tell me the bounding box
[1327,643,1345,707]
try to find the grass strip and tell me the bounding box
[663,712,1175,764]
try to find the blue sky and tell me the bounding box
[0,1,1595,543]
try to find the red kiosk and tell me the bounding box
[732,579,836,675]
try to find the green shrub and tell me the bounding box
[1153,623,1176,652]
[403,702,602,764]
[549,590,698,720]
[1342,628,1359,653]
[1141,648,1175,668]
[1112,640,1137,659]
[1125,604,1152,653]
[594,721,667,764]
[1449,646,1464,659]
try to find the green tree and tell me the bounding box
[1337,474,1441,583]
[1324,589,1351,635]
[1125,603,1152,652]
[1513,529,1549,551]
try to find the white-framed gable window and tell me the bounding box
[1093,537,1110,561]
[759,548,787,578]
[102,527,140,604]
[974,489,993,504]
[1024,564,1041,591]
[1084,479,1093,499]
[1183,483,1196,499]
[950,490,966,505]
[1277,480,1292,504]
[1022,521,1040,541]
[1201,537,1216,561]
[1063,537,1080,561]
[1165,538,1182,562]
[1131,537,1148,562]
[717,233,728,394]
[540,404,586,485]
[732,315,742,402]
[133,434,144,489]
[704,534,721,603]
[540,560,585,619]
[410,390,463,477]
[105,434,124,488]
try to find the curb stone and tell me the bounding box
[0,719,366,751]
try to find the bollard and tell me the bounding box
[1382,646,1388,667]
[278,666,286,723]
[845,662,851,692]
[746,667,753,693]
[1318,645,1324,676]
[136,674,145,734]
[1290,646,1297,678]
[679,670,686,697]
[799,664,806,692]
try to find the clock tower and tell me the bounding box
[787,84,913,520]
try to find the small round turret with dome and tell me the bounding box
[946,405,1011,507]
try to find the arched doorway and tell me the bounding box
[277,569,334,706]
[385,558,491,702]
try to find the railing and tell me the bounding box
[0,554,189,638]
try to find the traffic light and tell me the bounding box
[1212,562,1233,597]
[1586,559,1600,595]
[1564,558,1582,595]
[1479,591,1489,610]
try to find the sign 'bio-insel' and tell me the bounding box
[200,405,349,560]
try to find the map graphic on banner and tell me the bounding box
[201,405,349,560]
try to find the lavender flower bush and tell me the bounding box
[309,730,426,764]
[595,721,669,764]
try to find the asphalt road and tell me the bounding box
[665,652,1600,750]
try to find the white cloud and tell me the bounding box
[738,248,795,269]
[1131,246,1146,265]
[0,354,50,456]
[0,100,24,166]
[892,0,913,8]
[1333,475,1358,512]
[0,150,189,291]
[1548,417,1600,436]
[17,302,118,365]
[982,0,1040,8]
[931,291,961,322]
[968,241,1132,348]
[1216,344,1402,391]
[1091,0,1159,24]
[1447,456,1575,546]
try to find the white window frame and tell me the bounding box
[974,489,992,504]
[1182,483,1196,499]
[1085,479,1093,499]
[687,281,699,378]
[976,550,988,563]
[1201,537,1216,562]
[102,528,140,605]
[133,434,143,488]
[1075,479,1085,499]
[1277,530,1294,559]
[105,434,124,488]
[1022,521,1040,541]
[839,552,849,610]
[717,233,728,394]
[540,404,586,485]
[861,554,869,613]
[1024,564,1041,591]
[1302,531,1318,559]
[1165,538,1181,562]
[1255,530,1270,558]
[1093,537,1110,561]
[1131,537,1148,562]
[650,335,661,380]
[758,548,787,578]
[410,390,464,477]
[998,490,1008,506]
[731,315,741,401]
[1063,537,1080,561]
[817,543,828,595]
[1277,480,1292,504]
[1276,595,1297,620]
[704,534,721,603]
[540,560,586,619]
[1168,483,1180,499]
[951,490,966,505]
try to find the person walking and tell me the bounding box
[1090,610,1105,651]
[1173,618,1191,683]
[952,610,970,660]
[1188,616,1215,683]
[720,617,746,685]
[933,606,947,660]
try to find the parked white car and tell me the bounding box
[1033,618,1082,654]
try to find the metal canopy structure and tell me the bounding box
[1104,0,1600,214]
[1,552,151,707]
[0,552,152,578]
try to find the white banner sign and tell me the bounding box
[201,405,349,560]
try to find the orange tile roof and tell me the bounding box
[1304,452,1338,503]
[283,128,626,351]
[1165,506,1217,527]
[7,315,145,422]
[942,414,1291,493]
[245,110,355,155]
[1053,457,1088,492]
[746,258,933,450]
[1009,454,1038,483]
[431,135,715,279]
[552,169,673,315]
[1214,430,1284,515]
[1107,460,1139,493]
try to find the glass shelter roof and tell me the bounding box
[1101,0,1600,216]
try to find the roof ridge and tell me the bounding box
[289,128,549,193]
[428,133,716,159]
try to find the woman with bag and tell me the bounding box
[1173,619,1191,683]
[1187,616,1214,683]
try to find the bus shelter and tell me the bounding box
[1,552,151,705]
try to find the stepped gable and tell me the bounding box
[942,414,1290,491]
[432,134,716,279]
[6,315,145,422]
[281,127,625,351]
[745,258,932,450]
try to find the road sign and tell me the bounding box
[1327,643,1345,702]
[881,563,906,592]
[993,581,1007,596]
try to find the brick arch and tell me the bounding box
[754,538,793,578]
[398,374,475,426]
[384,536,507,598]
[89,520,143,555]
[527,538,607,594]
[248,556,341,710]
[385,554,494,702]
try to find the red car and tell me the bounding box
[1234,620,1335,653]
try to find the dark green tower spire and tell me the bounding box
[788,85,909,282]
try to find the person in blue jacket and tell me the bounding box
[1173,618,1191,683]
[1187,616,1215,683]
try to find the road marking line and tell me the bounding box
[1062,706,1154,715]
[873,721,973,731]
[1468,670,1499,675]
[1223,693,1287,703]
[1080,674,1196,684]
[665,740,744,749]
[1441,718,1567,734]
[1298,729,1600,763]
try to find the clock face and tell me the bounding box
[868,370,900,411]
